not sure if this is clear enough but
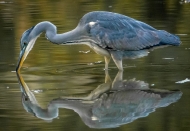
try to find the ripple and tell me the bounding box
[176,78,190,84]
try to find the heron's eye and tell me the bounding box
[24,42,27,46]
[25,97,28,101]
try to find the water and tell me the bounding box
[0,0,190,131]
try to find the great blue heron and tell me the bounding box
[16,11,181,71]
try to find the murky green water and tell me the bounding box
[0,0,190,131]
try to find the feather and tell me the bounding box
[81,11,181,51]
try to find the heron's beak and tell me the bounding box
[16,37,38,72]
[16,45,28,72]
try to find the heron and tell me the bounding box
[16,11,181,71]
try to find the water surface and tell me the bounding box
[0,0,190,131]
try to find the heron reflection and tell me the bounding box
[16,72,182,128]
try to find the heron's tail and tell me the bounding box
[157,30,181,46]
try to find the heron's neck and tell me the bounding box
[32,21,81,44]
[26,99,89,121]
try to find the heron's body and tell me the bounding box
[17,11,181,71]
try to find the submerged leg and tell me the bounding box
[104,56,111,70]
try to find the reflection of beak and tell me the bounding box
[16,71,29,97]
[16,45,27,72]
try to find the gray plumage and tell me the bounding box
[17,72,182,128]
[83,11,180,50]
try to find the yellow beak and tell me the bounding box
[16,45,27,72]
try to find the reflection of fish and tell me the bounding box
[17,71,182,128]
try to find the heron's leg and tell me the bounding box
[104,56,111,70]
[81,70,111,100]
[113,71,123,82]
[110,51,123,70]
[112,71,123,90]
[111,56,123,71]
[60,71,112,101]
[105,69,111,83]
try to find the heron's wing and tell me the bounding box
[89,19,161,51]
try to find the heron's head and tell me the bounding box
[16,26,38,71]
